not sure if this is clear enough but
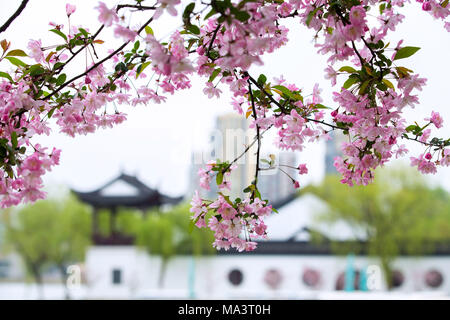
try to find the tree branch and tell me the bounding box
[0,0,29,34]
[248,81,261,196]
[43,15,155,101]
[116,4,157,12]
[54,25,105,74]
[245,72,344,131]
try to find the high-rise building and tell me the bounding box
[188,113,297,203]
[258,151,297,205]
[324,131,346,175]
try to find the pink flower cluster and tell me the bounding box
[0,1,449,254]
[190,190,272,252]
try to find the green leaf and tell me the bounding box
[5,165,13,179]
[272,85,292,96]
[405,125,419,133]
[393,46,420,60]
[314,104,330,109]
[376,82,388,91]
[56,73,66,86]
[382,79,395,90]
[359,80,371,95]
[306,8,319,27]
[50,29,68,41]
[204,8,217,19]
[257,74,267,86]
[133,41,140,51]
[144,26,154,35]
[78,28,89,38]
[136,61,151,79]
[47,107,56,118]
[187,24,200,35]
[11,131,18,149]
[29,64,45,76]
[216,171,224,185]
[115,62,128,73]
[342,77,358,89]
[0,71,13,82]
[339,66,357,73]
[234,10,251,22]
[53,62,65,70]
[208,68,221,82]
[183,2,195,19]
[5,56,27,68]
[5,49,27,57]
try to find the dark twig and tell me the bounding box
[116,4,157,12]
[43,15,155,101]
[245,72,344,131]
[54,25,105,74]
[206,23,221,59]
[248,81,261,193]
[0,0,29,34]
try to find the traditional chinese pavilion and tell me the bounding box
[73,173,183,245]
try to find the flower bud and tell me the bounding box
[422,1,431,11]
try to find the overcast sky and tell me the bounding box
[0,1,449,198]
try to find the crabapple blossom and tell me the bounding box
[65,4,76,17]
[0,0,449,251]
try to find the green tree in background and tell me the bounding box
[1,196,91,299]
[304,167,450,289]
[132,203,215,288]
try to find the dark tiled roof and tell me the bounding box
[72,173,182,208]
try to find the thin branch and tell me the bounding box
[248,81,261,187]
[207,23,221,59]
[222,126,271,174]
[245,72,344,131]
[116,4,157,12]
[401,134,447,148]
[245,72,288,113]
[54,25,105,74]
[43,15,155,101]
[0,0,29,34]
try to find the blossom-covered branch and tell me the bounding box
[0,0,449,251]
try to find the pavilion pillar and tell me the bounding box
[110,207,117,235]
[93,208,99,236]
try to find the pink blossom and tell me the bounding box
[203,82,222,99]
[95,2,118,27]
[66,3,76,16]
[298,164,308,175]
[426,111,443,129]
[27,39,44,63]
[324,66,337,86]
[349,6,366,26]
[114,25,137,42]
[422,1,432,11]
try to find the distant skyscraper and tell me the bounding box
[324,131,346,175]
[188,113,297,203]
[258,152,297,204]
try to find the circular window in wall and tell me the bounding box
[228,269,243,286]
[302,268,321,288]
[335,270,361,290]
[391,270,405,288]
[264,269,283,290]
[425,269,444,288]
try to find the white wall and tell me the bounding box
[85,246,450,299]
